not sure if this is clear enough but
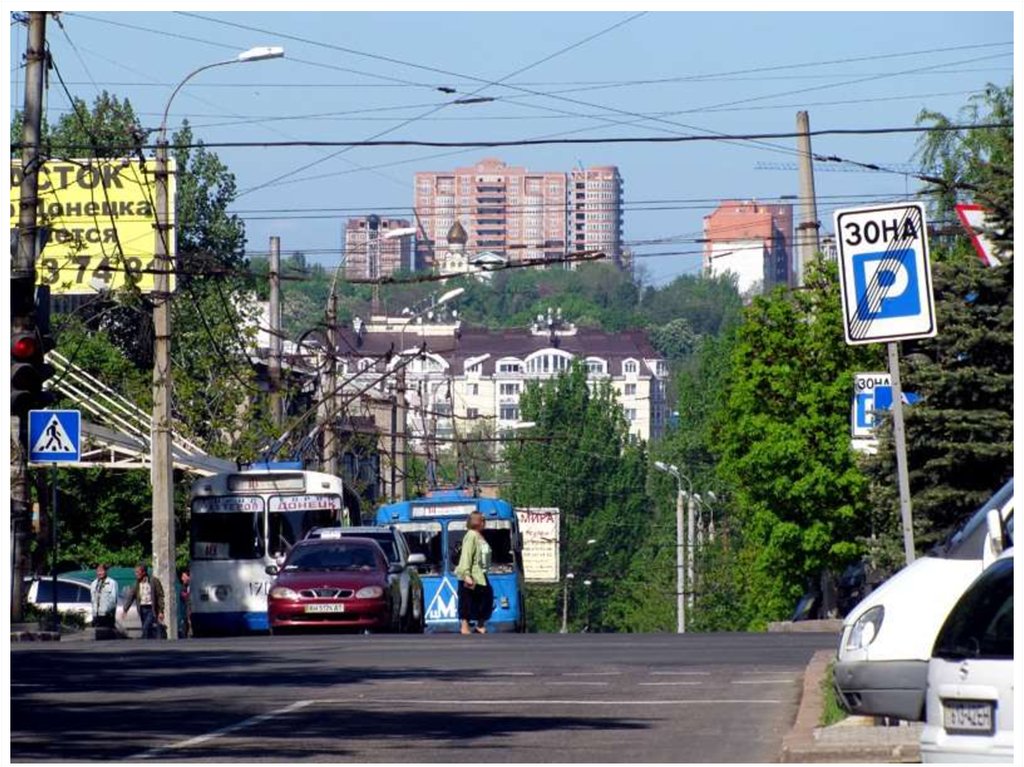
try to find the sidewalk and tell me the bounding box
[11,623,124,642]
[781,649,922,763]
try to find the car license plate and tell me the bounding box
[304,603,344,613]
[942,700,994,735]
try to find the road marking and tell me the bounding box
[731,679,798,684]
[315,697,785,706]
[545,681,610,686]
[649,671,711,676]
[130,700,313,760]
[561,671,622,676]
[482,671,535,676]
[638,681,703,686]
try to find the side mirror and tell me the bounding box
[388,563,404,575]
[986,508,1005,559]
[407,553,426,566]
[264,565,279,576]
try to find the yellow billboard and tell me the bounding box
[10,158,176,295]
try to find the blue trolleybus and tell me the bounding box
[375,490,526,632]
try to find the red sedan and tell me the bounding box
[267,538,402,634]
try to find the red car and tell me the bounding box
[266,538,402,634]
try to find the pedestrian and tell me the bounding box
[89,563,118,634]
[455,511,493,635]
[122,563,165,639]
[179,568,192,638]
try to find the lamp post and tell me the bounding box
[560,572,575,634]
[654,461,692,633]
[151,46,283,640]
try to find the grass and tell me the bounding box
[820,661,848,728]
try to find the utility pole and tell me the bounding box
[322,293,338,477]
[560,572,574,633]
[152,101,178,642]
[268,236,283,429]
[795,110,821,287]
[11,11,47,622]
[676,487,685,633]
[686,491,696,611]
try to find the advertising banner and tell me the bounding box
[515,507,560,583]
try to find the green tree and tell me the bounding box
[917,83,1013,255]
[505,362,650,632]
[711,258,882,629]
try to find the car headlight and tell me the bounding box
[269,586,299,600]
[845,605,884,651]
[355,586,384,599]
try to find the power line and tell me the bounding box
[24,121,1011,153]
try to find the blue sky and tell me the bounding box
[9,10,1013,284]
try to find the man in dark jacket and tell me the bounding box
[123,564,165,639]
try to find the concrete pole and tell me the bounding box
[268,236,283,429]
[322,293,338,477]
[795,110,820,287]
[396,366,407,501]
[152,133,178,640]
[11,11,46,622]
[888,342,916,566]
[676,488,685,634]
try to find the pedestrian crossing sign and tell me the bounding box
[28,409,81,463]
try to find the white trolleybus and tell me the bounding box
[189,464,347,635]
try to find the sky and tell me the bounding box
[7,7,1015,285]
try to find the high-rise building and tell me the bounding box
[570,165,623,266]
[343,216,414,279]
[702,200,793,294]
[414,158,623,270]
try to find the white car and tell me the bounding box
[23,577,94,625]
[834,478,1013,721]
[920,547,1013,762]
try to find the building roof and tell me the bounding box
[336,322,663,377]
[447,220,468,245]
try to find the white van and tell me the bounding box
[833,478,1013,721]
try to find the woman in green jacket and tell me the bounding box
[455,511,493,634]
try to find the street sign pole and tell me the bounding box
[887,343,915,567]
[50,464,58,633]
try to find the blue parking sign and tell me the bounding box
[835,203,937,346]
[28,410,81,463]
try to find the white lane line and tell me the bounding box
[318,697,785,706]
[738,670,800,676]
[649,671,711,676]
[562,671,622,676]
[546,681,610,687]
[731,679,798,684]
[638,681,703,687]
[379,680,426,685]
[130,700,313,760]
[452,680,515,685]
[482,671,535,677]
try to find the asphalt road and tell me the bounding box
[11,631,836,762]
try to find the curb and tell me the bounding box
[10,631,61,642]
[780,649,921,763]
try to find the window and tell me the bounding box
[191,512,263,560]
[626,409,637,421]
[500,405,519,421]
[933,556,1013,660]
[467,407,479,419]
[34,580,90,604]
[498,360,522,374]
[468,383,479,396]
[359,359,373,372]
[585,358,606,375]
[623,360,638,375]
[395,522,442,575]
[624,383,637,396]
[467,363,481,374]
[447,520,515,574]
[500,383,520,397]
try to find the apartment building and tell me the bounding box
[343,215,414,279]
[413,158,623,271]
[702,200,793,293]
[333,310,669,444]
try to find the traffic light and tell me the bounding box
[11,326,55,415]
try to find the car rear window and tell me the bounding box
[933,556,1013,660]
[285,543,383,572]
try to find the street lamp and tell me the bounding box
[560,572,575,634]
[151,45,283,641]
[653,460,692,633]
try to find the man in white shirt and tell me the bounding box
[89,564,118,632]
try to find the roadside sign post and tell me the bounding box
[835,203,936,566]
[28,410,82,632]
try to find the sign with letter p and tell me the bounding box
[835,203,937,346]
